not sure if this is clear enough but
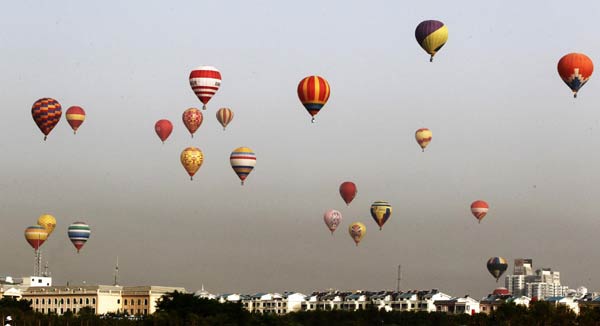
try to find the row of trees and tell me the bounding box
[1,292,600,325]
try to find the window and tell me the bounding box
[60,299,64,304]
[38,279,42,283]
[86,298,89,305]
[144,309,148,315]
[55,299,58,305]
[67,298,70,304]
[79,298,83,304]
[60,308,63,314]
[138,299,141,305]
[124,299,128,306]
[117,299,121,304]
[42,298,45,304]
[92,298,96,304]
[36,298,39,304]
[144,299,148,305]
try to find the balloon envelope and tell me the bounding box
[339,182,357,206]
[557,53,594,98]
[182,108,203,137]
[181,147,204,180]
[370,201,392,230]
[24,225,48,250]
[37,214,57,236]
[415,128,432,151]
[471,200,489,223]
[216,107,234,130]
[65,106,85,134]
[230,147,257,185]
[415,20,448,62]
[31,98,62,140]
[68,222,91,253]
[348,222,366,246]
[487,257,508,282]
[189,66,221,110]
[155,119,173,143]
[323,209,343,234]
[297,76,330,122]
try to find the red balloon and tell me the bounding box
[155,119,173,143]
[339,182,357,206]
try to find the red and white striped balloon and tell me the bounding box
[470,200,489,223]
[189,66,221,110]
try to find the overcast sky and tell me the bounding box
[1,1,600,299]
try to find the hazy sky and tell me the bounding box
[2,1,600,299]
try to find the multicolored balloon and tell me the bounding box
[471,200,489,223]
[216,107,234,130]
[339,182,357,206]
[415,128,432,152]
[24,225,48,251]
[557,53,594,98]
[68,222,91,253]
[37,214,57,236]
[189,66,221,110]
[323,209,343,235]
[348,222,366,246]
[154,119,173,143]
[65,106,85,134]
[181,147,204,180]
[182,108,203,138]
[370,201,392,230]
[230,147,257,185]
[487,256,508,282]
[415,20,448,62]
[297,76,330,123]
[31,98,62,141]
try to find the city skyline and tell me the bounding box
[1,0,600,300]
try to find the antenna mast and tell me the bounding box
[396,265,402,292]
[113,256,119,286]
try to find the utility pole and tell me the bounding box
[113,256,119,286]
[396,265,402,292]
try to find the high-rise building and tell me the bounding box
[505,275,525,296]
[513,258,533,276]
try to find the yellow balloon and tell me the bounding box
[415,128,432,152]
[37,214,57,236]
[348,222,366,246]
[181,147,204,180]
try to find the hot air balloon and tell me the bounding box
[348,222,366,246]
[415,20,448,62]
[471,200,489,223]
[297,76,330,123]
[68,222,91,253]
[37,214,56,236]
[155,119,173,144]
[487,257,508,282]
[415,128,432,152]
[216,107,234,130]
[24,225,48,250]
[31,98,62,140]
[323,210,343,235]
[370,201,392,230]
[557,53,594,98]
[339,182,357,206]
[65,106,85,134]
[182,108,203,138]
[181,147,204,180]
[230,147,257,185]
[189,66,221,110]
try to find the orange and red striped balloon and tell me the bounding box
[66,106,86,134]
[297,76,330,123]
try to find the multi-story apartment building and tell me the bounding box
[504,259,570,300]
[21,283,185,316]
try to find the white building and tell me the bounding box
[434,295,480,315]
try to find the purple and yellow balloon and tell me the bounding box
[415,20,448,62]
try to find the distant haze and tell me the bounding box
[1,1,600,299]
